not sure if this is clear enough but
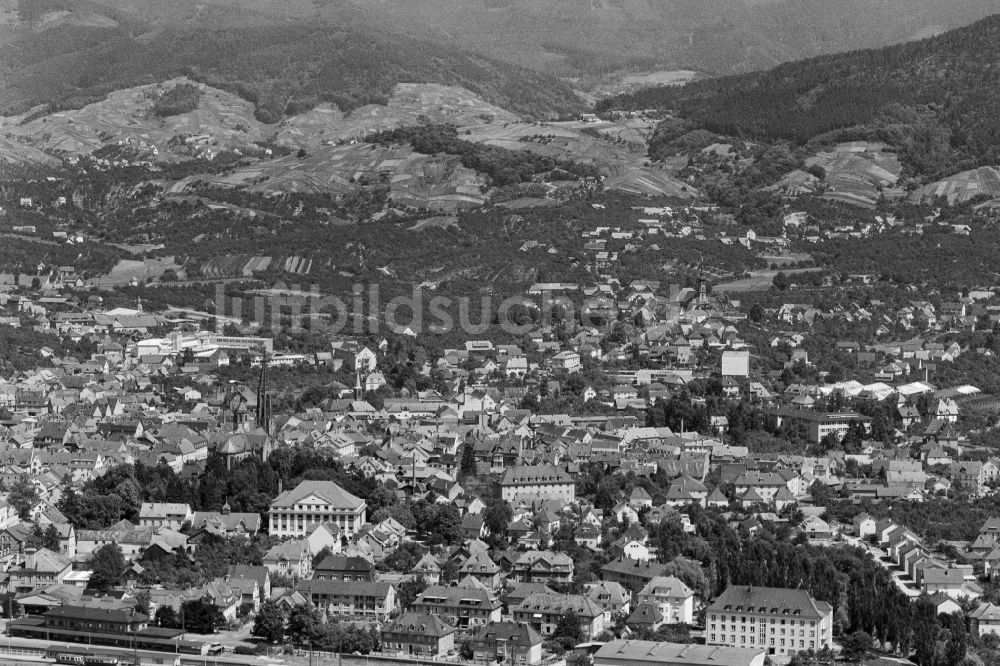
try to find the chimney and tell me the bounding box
[24,547,37,571]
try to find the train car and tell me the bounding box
[54,655,85,666]
[49,649,125,666]
[84,657,121,666]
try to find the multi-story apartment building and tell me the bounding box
[600,558,671,591]
[511,551,574,585]
[470,621,544,666]
[8,548,72,594]
[312,554,375,582]
[733,473,794,504]
[511,593,609,640]
[139,502,193,530]
[298,579,396,622]
[951,460,1000,496]
[381,611,455,657]
[412,585,501,632]
[706,586,833,657]
[499,465,575,503]
[268,480,366,538]
[636,576,695,625]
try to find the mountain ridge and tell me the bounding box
[4,0,1000,123]
[599,13,1000,180]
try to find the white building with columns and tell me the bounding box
[268,480,366,538]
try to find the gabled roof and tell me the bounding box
[385,611,454,637]
[638,575,694,599]
[595,640,765,666]
[627,601,663,625]
[270,480,365,510]
[706,585,831,620]
[472,620,542,648]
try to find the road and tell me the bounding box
[842,536,920,598]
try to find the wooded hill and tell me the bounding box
[0,20,583,120]
[599,14,1000,179]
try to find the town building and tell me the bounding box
[594,639,767,666]
[470,621,544,666]
[381,611,455,657]
[297,579,397,622]
[499,465,575,503]
[705,586,834,656]
[636,576,695,625]
[268,480,366,538]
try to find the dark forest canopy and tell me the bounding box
[365,124,600,186]
[599,14,1000,178]
[0,22,582,120]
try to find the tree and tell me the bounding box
[840,631,872,662]
[440,558,460,584]
[396,576,428,610]
[382,542,424,574]
[286,603,322,645]
[253,600,288,643]
[181,598,225,634]
[7,478,38,521]
[155,606,179,628]
[27,522,60,551]
[552,612,582,649]
[944,612,967,666]
[482,500,512,542]
[912,596,939,666]
[460,442,477,476]
[89,543,127,590]
[311,546,332,569]
[133,589,152,616]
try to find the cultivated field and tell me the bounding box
[462,120,695,199]
[916,166,1000,204]
[0,78,692,209]
[804,142,903,208]
[713,268,823,293]
[0,134,60,168]
[0,77,267,158]
[201,143,488,212]
[275,83,520,148]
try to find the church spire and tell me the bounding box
[255,353,271,433]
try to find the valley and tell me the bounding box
[1,9,1000,666]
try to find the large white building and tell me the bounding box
[706,586,833,657]
[268,480,366,538]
